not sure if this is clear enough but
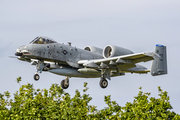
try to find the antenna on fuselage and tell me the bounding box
[68,42,71,46]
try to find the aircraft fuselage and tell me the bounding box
[17,43,103,65]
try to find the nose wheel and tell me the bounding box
[33,60,44,81]
[99,78,108,88]
[61,77,69,89]
[34,74,40,81]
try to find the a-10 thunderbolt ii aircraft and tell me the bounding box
[14,36,167,89]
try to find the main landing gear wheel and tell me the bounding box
[34,74,40,81]
[61,79,69,89]
[99,78,108,88]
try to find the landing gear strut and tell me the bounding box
[33,60,44,81]
[61,77,69,89]
[99,68,110,89]
[99,78,108,88]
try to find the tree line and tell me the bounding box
[0,77,179,119]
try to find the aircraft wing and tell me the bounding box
[78,51,159,70]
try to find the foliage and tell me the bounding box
[0,77,179,119]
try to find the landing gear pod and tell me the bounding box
[151,44,167,76]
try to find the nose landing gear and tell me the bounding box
[33,60,44,81]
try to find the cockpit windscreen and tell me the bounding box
[30,37,57,44]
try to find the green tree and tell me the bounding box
[99,87,180,120]
[0,77,179,120]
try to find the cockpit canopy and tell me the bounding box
[30,36,57,44]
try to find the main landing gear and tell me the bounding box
[99,78,108,88]
[34,73,40,81]
[99,69,110,89]
[61,77,69,89]
[59,77,108,89]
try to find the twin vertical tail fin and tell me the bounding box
[151,44,167,76]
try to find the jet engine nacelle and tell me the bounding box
[103,45,134,58]
[84,46,103,55]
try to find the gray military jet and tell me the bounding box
[14,36,167,89]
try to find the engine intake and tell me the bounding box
[103,45,134,58]
[84,46,103,55]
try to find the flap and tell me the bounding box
[78,51,158,66]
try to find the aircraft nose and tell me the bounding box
[15,52,23,56]
[15,48,23,56]
[15,45,31,56]
[15,46,24,56]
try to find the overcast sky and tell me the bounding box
[0,0,180,113]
